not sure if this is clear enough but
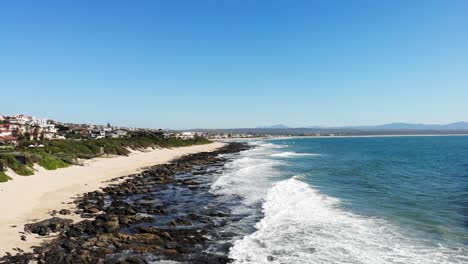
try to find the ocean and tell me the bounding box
[210,136,468,264]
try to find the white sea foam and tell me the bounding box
[212,141,467,263]
[229,178,468,264]
[211,142,284,207]
[272,151,320,157]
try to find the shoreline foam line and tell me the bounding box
[218,140,467,264]
[229,177,467,264]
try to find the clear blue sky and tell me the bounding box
[1,0,467,129]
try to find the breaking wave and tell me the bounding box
[211,140,467,264]
[272,152,320,157]
[229,177,467,264]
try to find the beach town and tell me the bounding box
[0,114,255,145]
[0,113,245,262]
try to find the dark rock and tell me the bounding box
[105,200,137,215]
[168,218,192,226]
[38,226,48,236]
[87,208,100,214]
[24,217,73,236]
[208,211,229,217]
[59,209,71,215]
[1,143,250,264]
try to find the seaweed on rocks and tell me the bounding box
[0,143,251,264]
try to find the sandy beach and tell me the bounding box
[0,142,224,256]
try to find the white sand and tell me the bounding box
[0,142,225,255]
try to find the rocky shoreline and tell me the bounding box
[1,143,250,264]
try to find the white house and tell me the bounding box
[41,132,54,140]
[179,132,195,139]
[30,117,48,127]
[109,130,128,138]
[11,114,34,125]
[0,124,12,137]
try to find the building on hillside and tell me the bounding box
[40,124,58,134]
[0,124,13,137]
[96,129,106,138]
[30,117,48,127]
[9,123,24,132]
[11,114,34,125]
[0,123,24,136]
[109,130,128,138]
[41,132,55,140]
[0,135,17,145]
[178,132,195,139]
[163,133,175,138]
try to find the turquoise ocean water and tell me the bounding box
[211,136,468,263]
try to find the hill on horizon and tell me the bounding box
[258,122,468,130]
[256,124,290,129]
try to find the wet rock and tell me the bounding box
[59,209,71,215]
[87,208,100,214]
[38,226,48,236]
[103,215,120,231]
[2,143,250,264]
[168,218,192,226]
[160,231,172,241]
[187,213,201,220]
[24,217,73,236]
[105,200,137,215]
[164,249,178,255]
[207,211,229,217]
[0,252,35,263]
[110,255,148,264]
[118,215,152,226]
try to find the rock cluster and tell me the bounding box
[0,143,250,264]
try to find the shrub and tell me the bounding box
[0,171,12,182]
[0,154,34,176]
[10,134,211,174]
[38,154,69,170]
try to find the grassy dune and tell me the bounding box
[0,133,210,180]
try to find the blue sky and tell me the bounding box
[1,0,467,129]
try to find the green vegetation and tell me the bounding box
[0,171,12,182]
[0,132,211,181]
[22,134,210,160]
[0,146,15,155]
[0,154,34,176]
[38,154,69,170]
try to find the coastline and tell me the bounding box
[211,133,468,142]
[0,142,225,256]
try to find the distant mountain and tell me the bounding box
[256,124,289,129]
[444,122,468,129]
[356,122,468,130]
[269,122,468,130]
[193,122,468,136]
